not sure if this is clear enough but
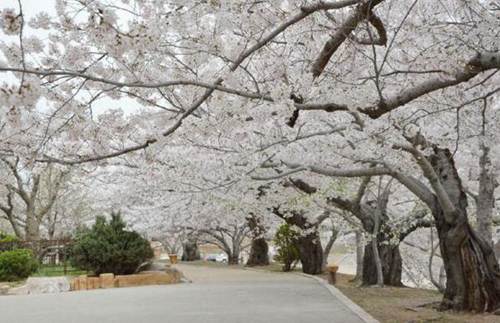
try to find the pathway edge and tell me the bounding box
[242,265,379,323]
[301,274,380,323]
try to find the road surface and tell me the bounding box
[0,263,373,323]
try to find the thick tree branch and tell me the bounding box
[360,53,500,118]
[1,157,30,204]
[351,11,387,46]
[254,159,436,207]
[311,0,385,78]
[301,52,500,119]
[288,178,318,194]
[394,144,457,223]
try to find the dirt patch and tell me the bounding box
[329,273,500,323]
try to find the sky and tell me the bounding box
[1,0,55,16]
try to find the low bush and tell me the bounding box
[0,249,39,281]
[273,223,300,272]
[0,232,19,253]
[0,232,18,243]
[70,212,154,275]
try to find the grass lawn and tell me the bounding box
[1,264,87,285]
[182,260,302,273]
[32,264,88,277]
[181,260,243,268]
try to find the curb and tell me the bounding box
[302,274,380,323]
[182,263,379,323]
[243,266,379,323]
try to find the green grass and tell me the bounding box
[180,260,302,273]
[182,260,242,268]
[250,262,302,273]
[32,264,88,277]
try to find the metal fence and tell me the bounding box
[0,239,73,274]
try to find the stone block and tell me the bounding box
[25,277,71,294]
[0,283,10,295]
[77,275,88,290]
[99,273,115,289]
[115,272,180,288]
[87,277,100,290]
[165,267,182,281]
[326,265,339,285]
[7,284,29,295]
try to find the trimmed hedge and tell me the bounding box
[70,212,154,275]
[0,249,39,281]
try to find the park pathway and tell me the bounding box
[0,263,375,323]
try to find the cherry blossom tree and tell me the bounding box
[0,158,68,240]
[1,0,499,312]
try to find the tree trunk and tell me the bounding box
[430,148,500,311]
[297,233,324,275]
[321,226,338,271]
[246,238,269,266]
[362,240,403,286]
[25,210,40,241]
[371,238,384,287]
[47,211,58,240]
[246,214,269,266]
[371,210,384,287]
[429,228,446,293]
[352,230,364,282]
[274,209,323,274]
[477,145,495,247]
[282,260,293,272]
[7,217,23,239]
[228,253,239,265]
[360,211,402,286]
[181,240,200,261]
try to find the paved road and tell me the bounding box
[0,264,368,323]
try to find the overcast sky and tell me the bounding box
[1,0,55,17]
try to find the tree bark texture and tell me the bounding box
[181,239,201,261]
[362,238,403,286]
[430,148,500,311]
[247,238,270,266]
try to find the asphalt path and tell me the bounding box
[0,263,371,323]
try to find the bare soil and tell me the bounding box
[330,273,500,323]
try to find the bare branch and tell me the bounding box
[360,53,500,118]
[394,144,456,222]
[311,0,385,78]
[302,52,500,119]
[351,11,387,46]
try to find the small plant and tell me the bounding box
[0,232,18,243]
[273,223,300,272]
[70,212,154,275]
[0,249,39,281]
[0,232,19,253]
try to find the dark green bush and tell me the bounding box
[0,249,39,281]
[70,212,154,275]
[273,223,300,272]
